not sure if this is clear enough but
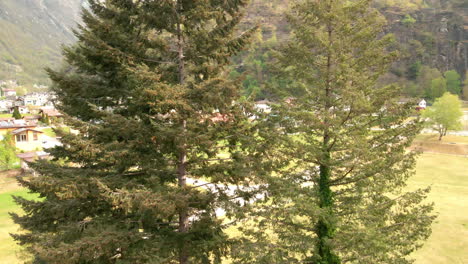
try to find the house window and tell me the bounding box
[33,132,38,141]
[16,134,27,142]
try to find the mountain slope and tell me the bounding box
[0,0,466,92]
[0,0,84,86]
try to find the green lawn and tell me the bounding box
[0,153,467,263]
[0,113,35,118]
[40,127,55,137]
[409,153,468,264]
[0,181,37,264]
[39,126,70,138]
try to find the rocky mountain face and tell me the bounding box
[0,0,85,86]
[380,1,468,81]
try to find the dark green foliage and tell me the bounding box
[39,112,50,124]
[401,14,416,26]
[12,107,22,120]
[12,1,269,263]
[0,0,80,86]
[444,70,462,95]
[406,61,421,80]
[232,0,435,263]
[427,77,447,101]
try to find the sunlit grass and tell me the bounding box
[0,152,466,263]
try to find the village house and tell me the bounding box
[40,107,64,119]
[14,97,25,107]
[398,98,427,111]
[0,98,15,112]
[23,92,53,107]
[1,88,17,97]
[10,105,30,114]
[417,99,427,110]
[23,114,42,122]
[0,119,44,151]
[254,100,272,113]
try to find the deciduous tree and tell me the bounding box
[422,92,463,140]
[0,133,18,170]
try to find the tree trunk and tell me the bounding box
[178,140,189,264]
[175,2,189,263]
[314,12,340,263]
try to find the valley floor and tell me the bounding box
[0,139,467,263]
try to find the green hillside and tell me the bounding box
[234,0,468,100]
[0,0,84,87]
[0,0,466,94]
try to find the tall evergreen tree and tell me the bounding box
[12,106,22,120]
[233,0,434,263]
[12,1,268,263]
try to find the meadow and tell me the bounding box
[0,146,467,263]
[0,174,36,264]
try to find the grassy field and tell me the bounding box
[409,153,468,264]
[0,152,467,263]
[39,126,70,138]
[0,113,35,118]
[0,174,36,264]
[415,134,468,144]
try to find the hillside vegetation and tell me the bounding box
[234,0,468,100]
[0,0,466,95]
[0,0,85,86]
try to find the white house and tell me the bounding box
[10,106,30,114]
[418,99,427,109]
[254,100,272,113]
[1,88,17,97]
[23,92,53,107]
[0,99,15,112]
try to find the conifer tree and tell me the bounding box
[12,106,22,120]
[12,1,267,263]
[233,0,434,263]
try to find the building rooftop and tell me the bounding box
[0,120,37,129]
[11,128,43,134]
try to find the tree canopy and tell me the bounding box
[0,133,18,171]
[422,92,463,140]
[232,0,435,263]
[12,1,270,263]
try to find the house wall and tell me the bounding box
[15,130,43,151]
[0,128,43,151]
[0,128,16,138]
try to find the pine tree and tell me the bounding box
[233,0,434,263]
[12,106,22,120]
[12,1,267,263]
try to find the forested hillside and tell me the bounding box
[235,0,468,100]
[0,0,466,98]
